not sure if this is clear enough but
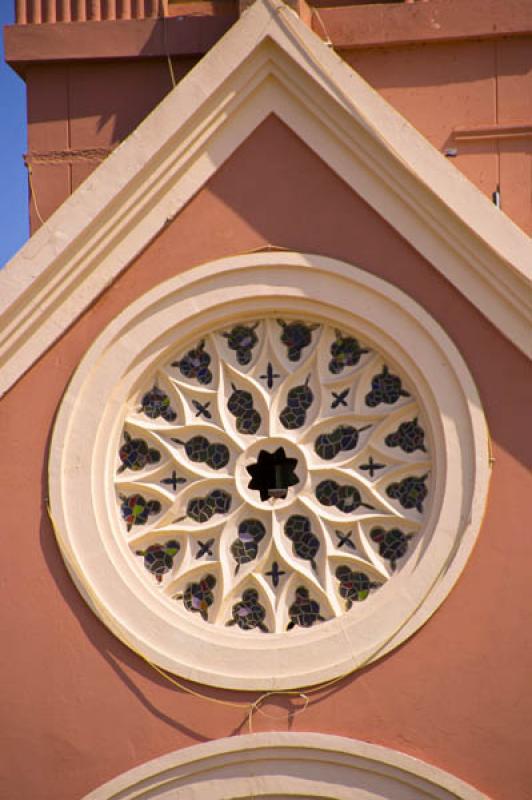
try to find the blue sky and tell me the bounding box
[0,1,28,267]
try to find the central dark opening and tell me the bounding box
[246,447,299,501]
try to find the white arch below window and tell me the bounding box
[82,733,488,799]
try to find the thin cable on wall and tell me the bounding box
[27,165,46,228]
[310,5,332,47]
[161,0,177,89]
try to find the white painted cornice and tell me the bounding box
[1,0,531,397]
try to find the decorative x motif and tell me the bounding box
[331,389,349,409]
[335,530,356,550]
[192,399,212,419]
[196,539,215,559]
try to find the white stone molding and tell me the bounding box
[48,253,490,690]
[81,732,489,799]
[0,0,531,399]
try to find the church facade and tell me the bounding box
[1,2,531,798]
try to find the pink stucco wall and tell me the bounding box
[1,117,531,800]
[348,37,532,236]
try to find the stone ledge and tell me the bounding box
[313,0,532,50]
[5,0,532,72]
[4,14,237,70]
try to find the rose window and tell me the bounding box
[49,254,489,689]
[115,317,431,634]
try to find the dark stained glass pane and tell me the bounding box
[120,493,161,530]
[186,489,232,523]
[277,320,319,361]
[385,418,427,453]
[140,386,177,422]
[370,527,414,570]
[230,519,266,573]
[227,385,261,434]
[284,515,319,571]
[386,475,428,512]
[178,574,216,621]
[136,540,180,582]
[118,432,161,472]
[315,479,374,513]
[279,376,313,430]
[226,589,268,632]
[287,587,325,629]
[365,365,410,407]
[335,566,379,608]
[314,424,371,460]
[329,330,369,374]
[172,340,212,385]
[222,323,259,365]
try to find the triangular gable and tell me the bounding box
[1,0,530,397]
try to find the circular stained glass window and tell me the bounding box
[49,254,489,690]
[117,318,431,634]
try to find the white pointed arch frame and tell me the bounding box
[48,252,490,690]
[81,732,488,800]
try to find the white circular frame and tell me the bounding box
[49,253,489,690]
[82,732,488,799]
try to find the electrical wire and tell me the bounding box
[27,164,47,227]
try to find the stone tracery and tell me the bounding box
[115,317,431,634]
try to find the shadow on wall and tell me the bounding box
[25,10,242,152]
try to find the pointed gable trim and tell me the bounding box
[0,0,530,397]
